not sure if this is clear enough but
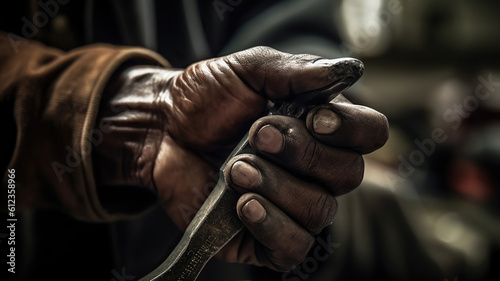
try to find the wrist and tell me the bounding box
[92,64,180,212]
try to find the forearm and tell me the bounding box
[0,32,169,221]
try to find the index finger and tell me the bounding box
[306,95,389,154]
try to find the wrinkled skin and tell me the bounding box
[93,47,389,271]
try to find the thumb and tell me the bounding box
[165,47,362,156]
[226,46,364,100]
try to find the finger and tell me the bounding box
[225,155,337,234]
[226,46,364,100]
[306,97,389,154]
[236,193,315,271]
[248,115,364,195]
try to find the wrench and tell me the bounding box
[139,57,364,281]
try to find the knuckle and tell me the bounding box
[272,235,313,271]
[375,112,390,148]
[252,46,276,54]
[362,109,390,152]
[351,155,365,186]
[246,46,280,62]
[300,139,322,175]
[304,195,337,234]
[326,154,364,195]
[341,155,365,192]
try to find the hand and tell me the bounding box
[93,47,389,270]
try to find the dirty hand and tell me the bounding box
[93,46,389,271]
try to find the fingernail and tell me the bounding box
[242,199,266,223]
[231,161,260,189]
[313,108,341,134]
[255,124,283,154]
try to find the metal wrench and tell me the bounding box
[139,58,364,281]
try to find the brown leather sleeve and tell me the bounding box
[0,32,169,221]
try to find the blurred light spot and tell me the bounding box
[434,212,464,243]
[339,0,391,56]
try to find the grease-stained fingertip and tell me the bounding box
[312,108,341,135]
[328,58,364,81]
[313,57,364,84]
[230,161,261,190]
[253,124,284,154]
[241,198,267,223]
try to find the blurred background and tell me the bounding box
[2,0,499,280]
